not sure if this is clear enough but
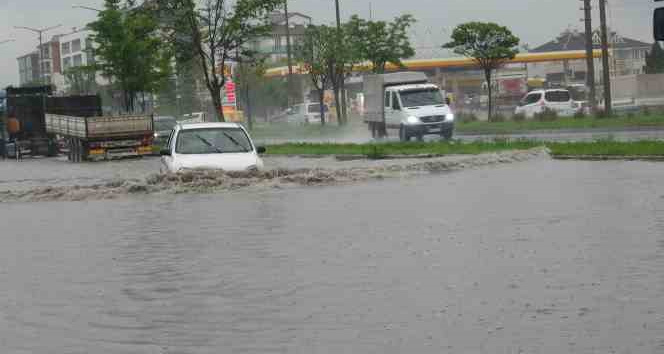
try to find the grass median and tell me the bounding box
[248,114,664,141]
[265,140,664,159]
[456,114,664,135]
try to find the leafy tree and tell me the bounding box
[444,22,519,121]
[296,25,335,126]
[645,42,664,74]
[156,0,283,122]
[63,65,98,95]
[89,0,173,113]
[346,15,416,74]
[234,55,266,130]
[175,59,203,115]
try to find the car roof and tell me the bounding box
[178,122,242,130]
[527,89,570,94]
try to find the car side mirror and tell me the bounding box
[655,8,664,41]
[256,146,266,154]
[160,149,171,156]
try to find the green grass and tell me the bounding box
[247,115,664,141]
[548,140,664,157]
[456,115,664,135]
[266,140,544,157]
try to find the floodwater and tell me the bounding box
[1,159,663,353]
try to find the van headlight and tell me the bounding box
[406,116,420,124]
[445,113,455,122]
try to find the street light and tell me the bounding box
[72,5,102,12]
[14,25,62,85]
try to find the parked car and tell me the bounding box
[287,103,328,124]
[515,89,579,118]
[159,122,265,173]
[153,115,178,148]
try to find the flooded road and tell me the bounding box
[1,160,663,353]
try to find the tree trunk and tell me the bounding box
[245,85,253,130]
[319,91,326,126]
[485,69,493,121]
[333,86,342,126]
[211,85,225,122]
[341,86,348,125]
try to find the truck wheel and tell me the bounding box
[416,134,424,142]
[441,129,454,140]
[399,125,410,142]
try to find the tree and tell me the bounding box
[645,42,664,74]
[156,0,283,122]
[89,0,173,113]
[296,25,336,126]
[63,65,98,95]
[444,22,519,121]
[346,15,416,74]
[234,55,266,130]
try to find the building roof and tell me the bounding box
[269,11,312,25]
[532,29,651,52]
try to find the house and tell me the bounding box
[528,29,651,87]
[251,11,312,62]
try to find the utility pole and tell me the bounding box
[598,0,612,116]
[369,2,373,20]
[581,0,597,113]
[14,25,62,85]
[334,0,347,124]
[284,0,294,106]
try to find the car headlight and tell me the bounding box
[406,116,419,124]
[445,113,455,122]
[153,132,159,138]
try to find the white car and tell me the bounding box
[287,103,328,124]
[160,122,265,173]
[515,89,579,118]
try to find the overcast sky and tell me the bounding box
[0,0,656,87]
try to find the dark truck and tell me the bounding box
[5,86,154,162]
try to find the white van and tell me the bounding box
[515,89,578,118]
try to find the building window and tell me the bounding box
[63,57,72,70]
[73,54,83,67]
[62,42,71,55]
[42,46,50,59]
[72,39,82,52]
[42,61,51,73]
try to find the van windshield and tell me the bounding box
[399,89,445,108]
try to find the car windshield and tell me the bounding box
[176,128,252,154]
[399,89,445,108]
[155,117,177,131]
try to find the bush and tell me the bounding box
[512,112,526,122]
[534,108,558,122]
[641,106,651,116]
[457,112,478,124]
[626,112,635,119]
[573,110,587,119]
[595,109,611,119]
[489,113,506,123]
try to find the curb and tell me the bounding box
[552,155,664,161]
